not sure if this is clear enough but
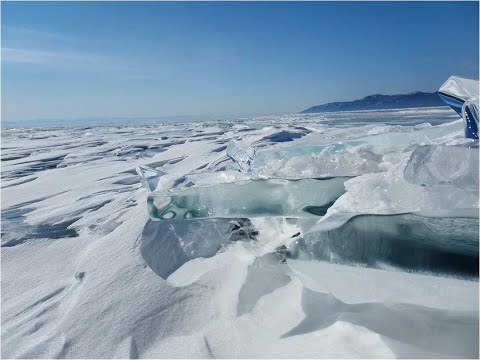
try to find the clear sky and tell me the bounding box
[2,1,479,122]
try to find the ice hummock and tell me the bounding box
[323,148,478,217]
[221,120,465,181]
[404,144,479,190]
[250,120,465,179]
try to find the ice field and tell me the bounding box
[1,107,478,358]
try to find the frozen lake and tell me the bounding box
[1,107,478,358]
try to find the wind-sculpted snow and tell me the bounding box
[1,107,478,358]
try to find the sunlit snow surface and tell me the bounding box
[1,107,478,358]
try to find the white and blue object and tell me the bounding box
[439,76,479,139]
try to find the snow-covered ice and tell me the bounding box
[1,107,478,358]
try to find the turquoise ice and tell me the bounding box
[147,177,348,220]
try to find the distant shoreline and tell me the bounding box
[302,91,445,113]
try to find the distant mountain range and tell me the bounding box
[301,91,446,113]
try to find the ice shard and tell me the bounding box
[147,177,348,220]
[227,141,256,174]
[136,165,166,191]
[404,144,479,191]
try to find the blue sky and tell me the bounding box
[2,1,479,121]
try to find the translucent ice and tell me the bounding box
[147,177,347,220]
[227,141,256,174]
[404,144,479,191]
[139,218,257,279]
[136,165,166,191]
[251,121,464,179]
[287,211,479,276]
[325,154,478,216]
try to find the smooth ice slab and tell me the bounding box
[147,177,348,220]
[287,209,479,276]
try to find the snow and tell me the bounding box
[1,107,478,358]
